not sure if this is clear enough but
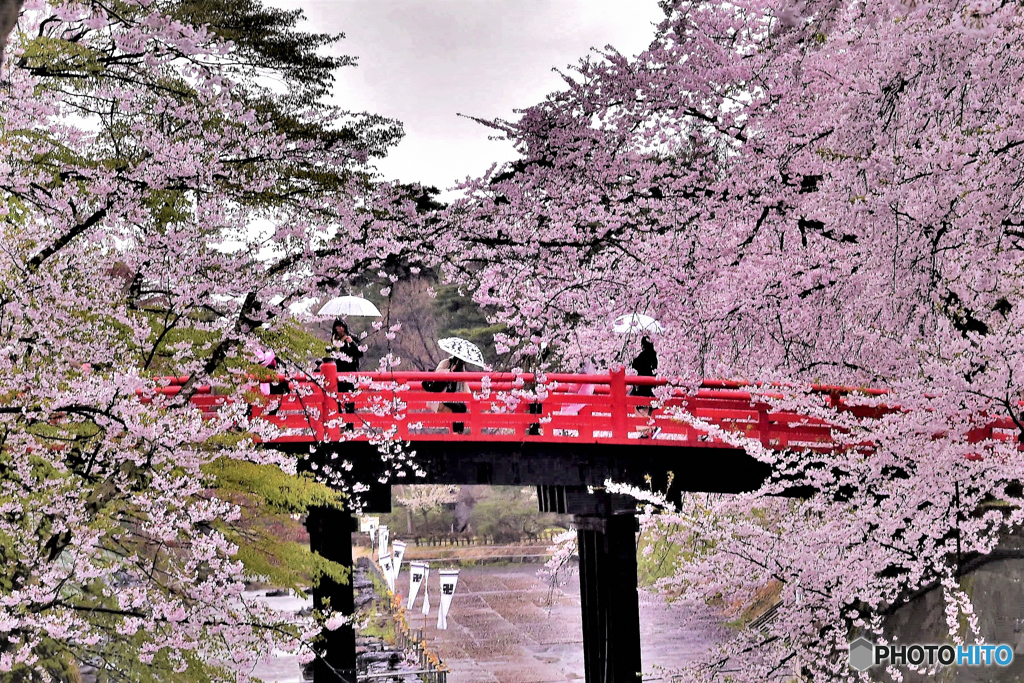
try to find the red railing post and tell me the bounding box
[321,362,339,441]
[610,366,628,439]
[758,404,772,448]
[395,385,409,440]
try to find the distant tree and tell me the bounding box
[432,283,507,367]
[357,276,445,371]
[0,0,20,63]
[395,485,461,532]
[354,271,508,371]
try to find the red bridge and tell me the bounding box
[144,364,1018,683]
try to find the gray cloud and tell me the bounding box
[275,0,662,195]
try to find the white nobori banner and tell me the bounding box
[377,525,389,559]
[421,562,431,615]
[407,560,426,610]
[436,569,459,630]
[391,540,407,587]
[379,554,394,593]
[362,516,380,546]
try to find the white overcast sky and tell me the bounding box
[270,1,664,196]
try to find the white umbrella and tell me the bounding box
[317,295,381,318]
[437,337,487,368]
[612,313,663,334]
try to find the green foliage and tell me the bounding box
[1,0,396,677]
[637,524,685,588]
[205,458,344,513]
[18,35,106,77]
[380,505,453,537]
[235,539,348,593]
[256,322,331,371]
[137,315,326,378]
[358,569,397,644]
[355,272,508,370]
[432,284,506,363]
[383,486,569,542]
[92,643,228,683]
[1,638,79,683]
[162,0,403,161]
[204,458,348,591]
[5,589,237,683]
[472,497,542,543]
[166,0,347,98]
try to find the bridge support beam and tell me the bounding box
[575,511,642,683]
[303,473,391,683]
[540,485,643,683]
[306,507,358,683]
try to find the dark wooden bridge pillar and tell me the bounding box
[541,485,642,683]
[303,442,392,683]
[306,506,357,682]
[575,511,642,683]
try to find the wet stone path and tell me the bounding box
[405,564,727,683]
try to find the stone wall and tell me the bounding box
[881,536,1024,682]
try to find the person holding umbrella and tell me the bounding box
[317,295,379,424]
[630,335,659,438]
[327,318,362,421]
[316,294,378,372]
[430,338,487,434]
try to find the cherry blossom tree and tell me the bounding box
[447,0,1024,678]
[0,0,430,679]
[395,484,460,516]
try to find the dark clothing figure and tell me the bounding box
[326,318,362,421]
[326,318,363,371]
[630,336,658,398]
[329,338,363,372]
[267,360,288,396]
[630,336,659,438]
[434,356,468,433]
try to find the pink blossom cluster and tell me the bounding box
[0,0,425,678]
[448,0,1024,678]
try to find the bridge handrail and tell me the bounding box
[143,370,890,401]
[181,365,847,447]
[134,367,1020,453]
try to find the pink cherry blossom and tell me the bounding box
[448,0,1024,678]
[0,0,422,678]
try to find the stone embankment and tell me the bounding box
[355,556,449,683]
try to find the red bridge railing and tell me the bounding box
[140,365,1021,451]
[138,365,850,449]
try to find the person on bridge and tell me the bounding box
[433,355,469,434]
[326,318,362,421]
[630,336,659,438]
[255,349,287,396]
[327,318,362,371]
